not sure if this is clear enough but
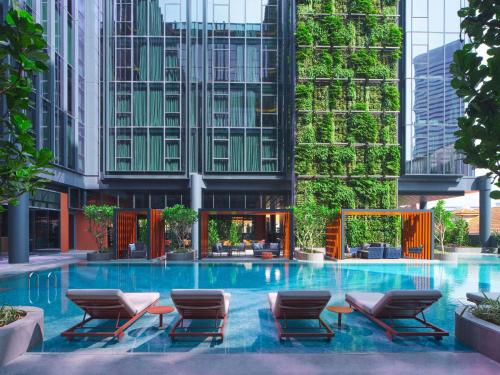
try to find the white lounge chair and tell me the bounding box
[170,289,230,341]
[62,289,159,340]
[268,290,333,341]
[346,290,448,341]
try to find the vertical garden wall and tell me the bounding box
[294,0,402,245]
[295,0,401,209]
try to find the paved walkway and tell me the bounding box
[2,352,499,375]
[0,253,82,278]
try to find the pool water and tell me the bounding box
[0,255,499,353]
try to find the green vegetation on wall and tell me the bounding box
[295,0,402,246]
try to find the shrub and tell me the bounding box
[296,83,314,110]
[296,20,314,45]
[450,217,470,246]
[0,306,26,327]
[465,294,500,326]
[382,84,400,110]
[349,0,375,14]
[162,205,198,250]
[350,112,378,143]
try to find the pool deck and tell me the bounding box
[0,252,83,279]
[2,352,499,375]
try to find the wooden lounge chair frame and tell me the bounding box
[61,297,158,341]
[169,297,228,341]
[348,297,448,341]
[271,298,333,341]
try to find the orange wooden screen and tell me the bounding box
[401,211,432,259]
[325,215,342,259]
[282,212,291,259]
[200,211,209,258]
[116,211,137,259]
[199,210,292,259]
[325,210,433,260]
[149,209,165,259]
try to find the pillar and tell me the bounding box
[60,192,69,252]
[190,173,204,259]
[8,193,30,264]
[479,176,492,247]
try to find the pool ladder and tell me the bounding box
[28,271,58,304]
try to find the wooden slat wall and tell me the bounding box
[149,209,165,259]
[401,211,432,260]
[325,215,342,259]
[282,212,290,259]
[116,212,137,259]
[200,211,209,259]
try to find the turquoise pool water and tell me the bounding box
[0,254,499,353]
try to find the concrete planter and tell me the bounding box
[0,306,43,367]
[445,246,482,254]
[455,308,500,363]
[166,250,194,261]
[87,251,113,261]
[294,249,324,263]
[434,252,458,262]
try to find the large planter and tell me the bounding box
[455,307,500,363]
[294,249,324,263]
[0,306,44,366]
[166,250,195,261]
[445,246,482,254]
[434,252,458,262]
[86,251,113,261]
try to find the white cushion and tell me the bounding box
[171,289,230,316]
[268,290,331,318]
[66,289,159,315]
[346,292,384,314]
[124,292,160,314]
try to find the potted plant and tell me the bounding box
[163,204,198,261]
[293,201,336,262]
[83,204,115,261]
[455,294,500,363]
[0,305,44,366]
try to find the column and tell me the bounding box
[190,173,204,259]
[419,198,427,209]
[479,176,492,247]
[8,193,30,264]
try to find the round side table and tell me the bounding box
[327,306,353,328]
[147,306,175,328]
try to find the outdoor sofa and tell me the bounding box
[252,242,281,257]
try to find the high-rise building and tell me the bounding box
[0,0,492,261]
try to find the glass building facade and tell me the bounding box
[403,0,473,176]
[104,0,286,175]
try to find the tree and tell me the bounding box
[0,8,52,208]
[83,204,115,251]
[433,200,454,253]
[228,221,240,246]
[293,200,337,251]
[450,0,500,199]
[208,219,219,246]
[162,205,198,250]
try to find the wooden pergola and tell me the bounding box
[199,209,293,259]
[326,209,434,260]
[114,209,165,259]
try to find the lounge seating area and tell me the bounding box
[346,243,402,259]
[211,241,283,258]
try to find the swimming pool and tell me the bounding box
[0,255,499,353]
